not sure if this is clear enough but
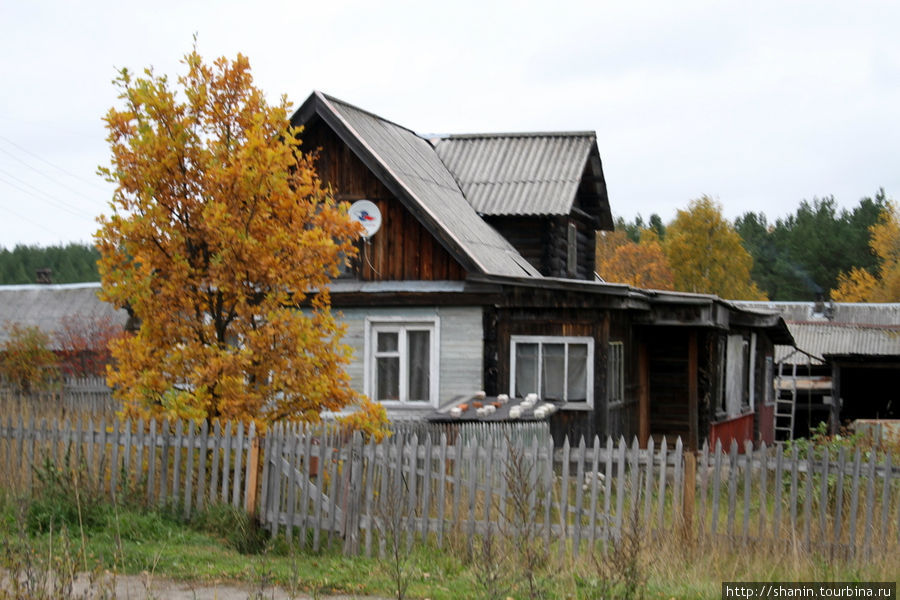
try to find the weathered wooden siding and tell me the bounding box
[709,413,754,451]
[483,215,596,280]
[336,306,483,409]
[302,122,466,281]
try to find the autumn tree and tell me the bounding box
[96,47,381,427]
[664,196,766,299]
[55,313,122,377]
[832,201,900,301]
[0,323,59,393]
[596,229,674,290]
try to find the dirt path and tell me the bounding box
[5,570,391,600]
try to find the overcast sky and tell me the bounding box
[2,0,899,247]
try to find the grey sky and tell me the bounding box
[2,0,898,247]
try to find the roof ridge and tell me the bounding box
[316,91,426,140]
[436,131,596,140]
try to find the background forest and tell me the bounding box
[0,189,894,302]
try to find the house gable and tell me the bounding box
[301,119,467,281]
[291,92,540,280]
[433,132,613,279]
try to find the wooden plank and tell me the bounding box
[244,423,259,514]
[638,343,649,447]
[833,447,847,548]
[698,440,709,539]
[847,447,862,551]
[643,437,654,536]
[466,438,478,552]
[789,444,799,533]
[602,436,613,546]
[363,436,377,558]
[196,420,209,512]
[558,437,571,559]
[436,434,448,549]
[803,447,814,548]
[614,437,626,541]
[258,423,272,522]
[405,434,419,552]
[573,436,587,557]
[819,446,830,543]
[656,437,668,533]
[327,429,343,548]
[209,420,221,506]
[313,431,329,551]
[159,419,171,505]
[482,435,495,548]
[268,424,284,538]
[172,420,184,509]
[377,436,391,559]
[773,443,784,540]
[232,421,245,509]
[862,452,877,554]
[542,437,553,548]
[588,435,601,547]
[146,419,157,504]
[421,434,434,541]
[285,428,299,544]
[742,440,752,541]
[134,419,144,496]
[673,437,684,530]
[110,418,120,501]
[757,441,768,540]
[122,418,132,494]
[221,421,233,505]
[879,453,893,541]
[496,435,508,544]
[727,439,738,536]
[628,437,640,528]
[184,420,195,519]
[298,428,313,545]
[711,439,723,536]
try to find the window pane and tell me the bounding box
[541,343,565,401]
[515,343,538,397]
[407,330,430,402]
[567,343,588,402]
[376,356,399,401]
[377,331,398,353]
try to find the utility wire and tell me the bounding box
[0,134,108,191]
[0,169,97,219]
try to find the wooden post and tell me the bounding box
[245,435,261,516]
[682,450,696,538]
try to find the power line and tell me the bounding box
[0,145,109,210]
[0,170,97,219]
[0,134,108,192]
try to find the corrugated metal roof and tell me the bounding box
[432,133,594,216]
[315,94,542,279]
[735,301,900,364]
[0,283,128,349]
[736,301,900,326]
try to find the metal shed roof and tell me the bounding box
[293,93,541,279]
[432,132,596,217]
[776,322,900,364]
[0,283,128,350]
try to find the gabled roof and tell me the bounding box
[432,132,612,228]
[291,92,541,279]
[0,283,128,350]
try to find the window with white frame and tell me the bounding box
[607,341,624,406]
[366,318,438,406]
[510,336,594,407]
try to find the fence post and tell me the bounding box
[682,450,696,538]
[245,433,260,516]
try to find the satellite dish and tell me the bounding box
[348,199,382,239]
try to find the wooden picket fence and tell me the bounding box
[1,414,899,560]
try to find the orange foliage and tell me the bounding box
[832,201,900,302]
[664,196,767,300]
[95,46,371,427]
[596,232,674,290]
[1,323,58,393]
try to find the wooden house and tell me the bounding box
[296,92,794,449]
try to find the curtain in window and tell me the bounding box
[567,343,588,402]
[407,330,430,402]
[541,343,565,400]
[515,343,538,397]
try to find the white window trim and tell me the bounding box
[509,335,594,410]
[364,316,440,408]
